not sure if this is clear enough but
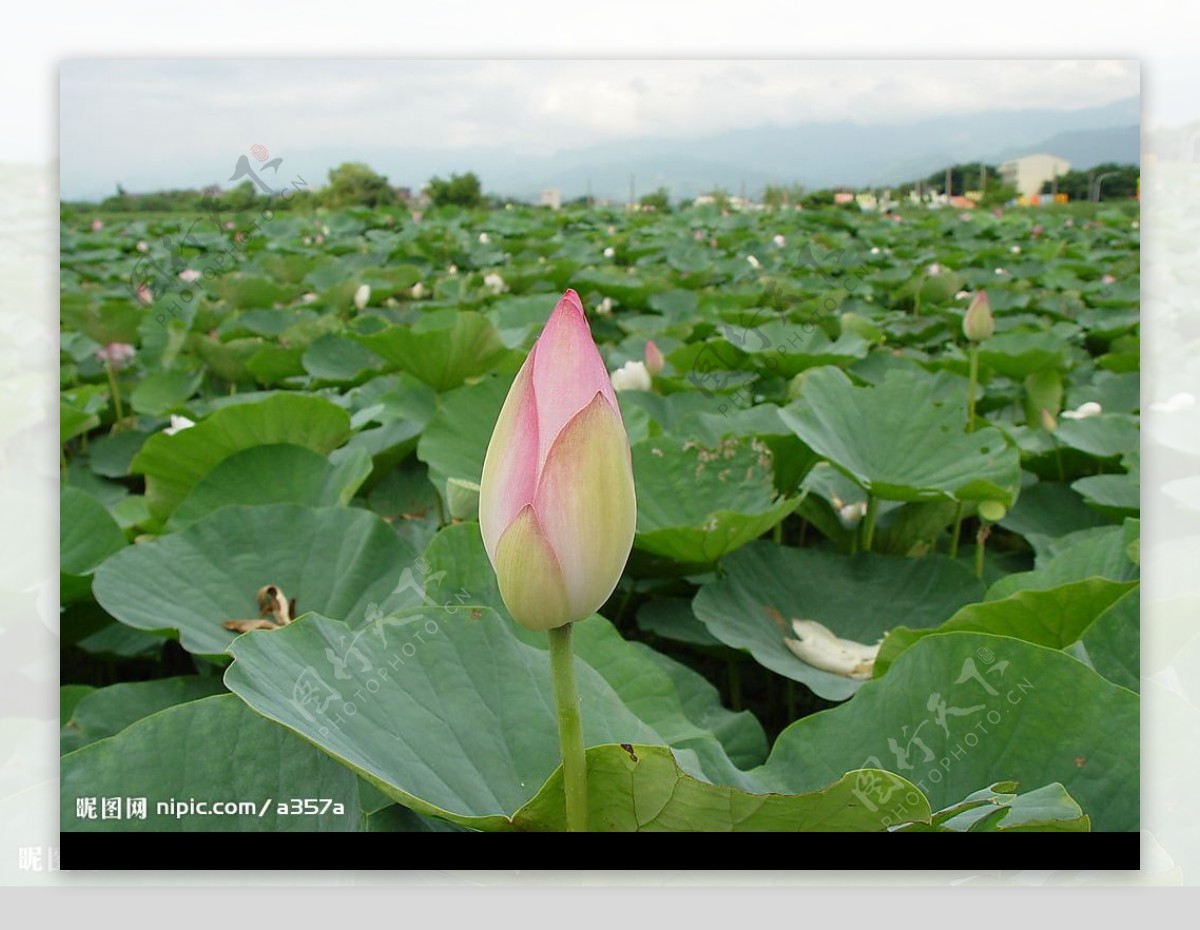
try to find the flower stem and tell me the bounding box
[860,495,879,553]
[548,623,588,832]
[974,523,990,580]
[948,501,965,561]
[105,361,124,433]
[966,345,980,432]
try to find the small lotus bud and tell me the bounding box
[962,291,994,343]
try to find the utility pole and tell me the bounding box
[945,165,953,200]
[980,163,987,194]
[629,173,635,208]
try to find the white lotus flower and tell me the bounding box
[870,246,881,255]
[994,268,1007,275]
[603,246,615,259]
[447,264,458,275]
[772,234,786,248]
[1061,401,1103,420]
[478,232,491,244]
[163,415,196,436]
[178,269,202,283]
[610,360,652,392]
[136,240,148,253]
[1010,245,1021,254]
[354,284,371,310]
[410,282,427,300]
[596,297,614,316]
[483,272,507,295]
[300,292,318,304]
[927,262,941,275]
[746,255,761,269]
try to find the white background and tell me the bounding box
[1,0,1197,916]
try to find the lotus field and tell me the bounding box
[59,199,1140,832]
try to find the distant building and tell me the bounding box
[998,153,1071,197]
[539,188,562,210]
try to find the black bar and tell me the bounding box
[62,831,1139,873]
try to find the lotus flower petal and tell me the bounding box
[479,356,540,561]
[530,290,619,472]
[492,504,571,631]
[534,392,636,620]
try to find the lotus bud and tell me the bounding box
[479,290,637,631]
[354,284,371,311]
[644,340,664,377]
[962,290,994,343]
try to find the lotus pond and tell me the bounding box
[59,199,1140,833]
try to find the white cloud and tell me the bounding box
[59,59,1139,198]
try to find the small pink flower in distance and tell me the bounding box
[179,269,202,283]
[644,340,664,377]
[224,221,235,230]
[1102,274,1116,285]
[992,208,1003,218]
[694,229,705,241]
[1031,225,1044,237]
[96,343,136,370]
[136,240,148,253]
[136,284,153,304]
[90,219,103,232]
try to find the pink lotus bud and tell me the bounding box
[962,290,994,342]
[479,290,637,631]
[96,342,136,370]
[1102,274,1116,285]
[90,219,103,232]
[644,340,664,376]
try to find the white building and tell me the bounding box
[998,153,1071,197]
[538,188,562,210]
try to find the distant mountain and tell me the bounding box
[77,95,1140,203]
[394,95,1139,200]
[986,126,1141,171]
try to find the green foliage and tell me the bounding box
[321,162,397,208]
[639,186,673,212]
[426,171,484,208]
[60,197,1140,834]
[1042,163,1140,201]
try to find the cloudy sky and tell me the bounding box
[59,59,1139,200]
